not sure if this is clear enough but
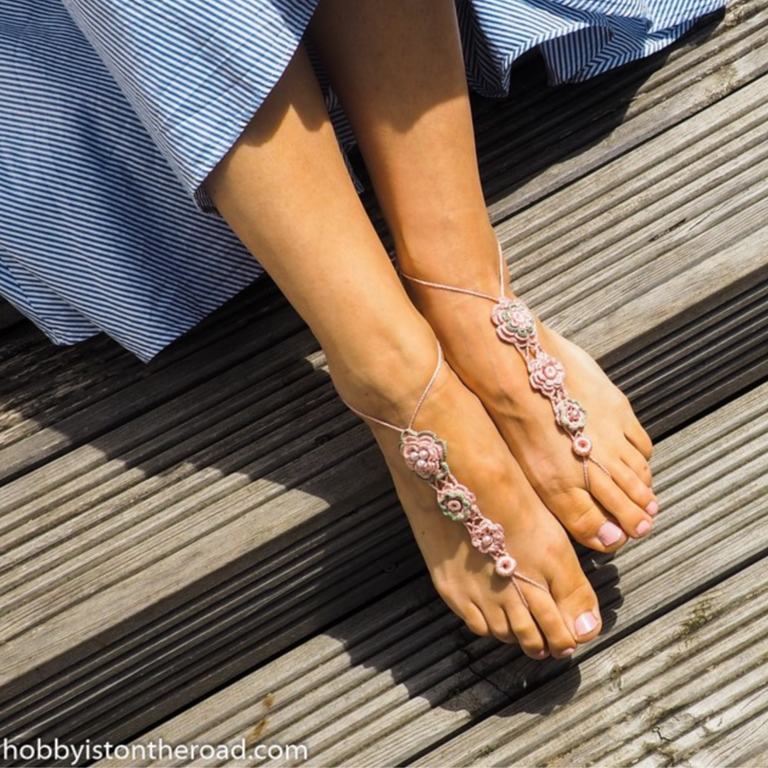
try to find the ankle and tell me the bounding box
[326,316,441,428]
[394,215,501,294]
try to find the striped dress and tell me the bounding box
[0,0,726,361]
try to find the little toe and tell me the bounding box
[625,422,654,460]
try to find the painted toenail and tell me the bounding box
[646,500,659,516]
[597,521,623,546]
[636,520,652,537]
[575,612,598,637]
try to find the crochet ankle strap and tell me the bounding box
[340,340,548,605]
[400,240,610,491]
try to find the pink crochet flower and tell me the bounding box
[556,398,588,432]
[528,354,566,398]
[469,518,506,556]
[437,479,476,522]
[400,430,448,482]
[494,555,517,578]
[492,298,537,348]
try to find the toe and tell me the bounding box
[502,597,549,658]
[554,581,602,645]
[622,450,654,488]
[572,608,601,642]
[485,603,519,646]
[525,590,578,659]
[589,466,654,540]
[610,460,657,521]
[461,601,491,638]
[554,490,628,552]
[624,422,653,460]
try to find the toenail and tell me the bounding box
[532,649,549,660]
[575,611,599,637]
[597,521,623,546]
[636,520,652,537]
[560,647,575,658]
[646,500,659,517]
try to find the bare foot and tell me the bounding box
[401,243,658,553]
[333,344,602,659]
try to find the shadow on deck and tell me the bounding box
[0,3,767,766]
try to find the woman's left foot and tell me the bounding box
[400,237,658,553]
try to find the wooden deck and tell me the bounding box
[1,1,767,765]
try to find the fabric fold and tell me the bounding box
[0,0,726,361]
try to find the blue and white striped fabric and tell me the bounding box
[0,0,726,361]
[1,0,263,358]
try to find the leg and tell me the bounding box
[307,0,658,552]
[204,44,601,658]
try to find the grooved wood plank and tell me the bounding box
[505,73,768,299]
[611,280,768,432]
[0,304,306,483]
[484,0,765,221]
[0,424,387,688]
[89,380,768,768]
[609,683,768,768]
[0,278,288,453]
[0,329,140,450]
[565,218,768,359]
[1,3,765,755]
[673,709,768,768]
[0,491,419,740]
[0,396,348,613]
[413,565,768,768]
[0,347,331,548]
[11,531,424,750]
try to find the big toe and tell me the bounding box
[518,565,601,658]
[555,578,602,646]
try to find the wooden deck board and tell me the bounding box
[483,0,763,220]
[0,304,308,483]
[0,1,766,762]
[413,563,768,768]
[508,78,768,316]
[90,380,768,768]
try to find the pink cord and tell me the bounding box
[401,240,611,492]
[340,341,549,601]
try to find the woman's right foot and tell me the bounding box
[332,339,602,659]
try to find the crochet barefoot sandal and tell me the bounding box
[400,244,611,492]
[343,343,548,606]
